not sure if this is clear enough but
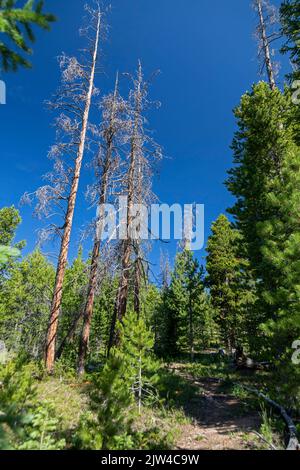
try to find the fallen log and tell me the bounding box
[234,346,271,370]
[251,430,278,450]
[233,382,300,451]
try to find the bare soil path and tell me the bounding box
[171,364,263,450]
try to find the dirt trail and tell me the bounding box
[172,364,262,450]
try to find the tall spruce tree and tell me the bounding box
[280,0,300,145]
[206,215,254,352]
[164,249,209,360]
[256,119,300,401]
[0,250,55,357]
[227,83,294,277]
[280,0,300,81]
[118,310,159,414]
[226,82,299,356]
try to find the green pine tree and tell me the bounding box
[0,0,55,71]
[206,215,255,352]
[0,205,22,245]
[257,139,300,402]
[57,247,89,364]
[118,310,160,414]
[280,0,300,82]
[84,350,134,450]
[0,206,24,272]
[0,250,55,357]
[226,83,298,352]
[162,249,212,359]
[226,74,300,399]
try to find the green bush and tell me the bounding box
[0,358,66,450]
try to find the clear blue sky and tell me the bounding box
[0,0,288,273]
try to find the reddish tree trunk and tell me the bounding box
[45,12,101,373]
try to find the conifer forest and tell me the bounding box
[0,0,300,454]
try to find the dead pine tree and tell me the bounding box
[131,65,162,320]
[77,74,130,374]
[23,3,105,373]
[108,61,162,352]
[133,129,144,318]
[253,0,280,90]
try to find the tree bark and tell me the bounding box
[108,64,142,351]
[134,254,141,316]
[45,10,101,373]
[78,77,119,374]
[256,0,276,91]
[188,293,194,362]
[77,186,107,374]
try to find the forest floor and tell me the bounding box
[171,363,262,450]
[32,351,286,450]
[166,353,286,451]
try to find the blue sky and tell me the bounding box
[0,0,288,274]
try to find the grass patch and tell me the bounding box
[36,378,89,434]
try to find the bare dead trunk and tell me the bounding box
[256,0,276,90]
[108,144,135,351]
[77,182,107,374]
[188,294,194,362]
[77,77,119,374]
[134,253,141,317]
[77,241,100,374]
[108,238,132,352]
[45,12,101,373]
[133,129,143,317]
[108,65,142,352]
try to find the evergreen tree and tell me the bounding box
[206,215,255,352]
[0,205,21,246]
[78,351,133,450]
[227,83,294,267]
[0,206,23,271]
[280,0,300,144]
[0,245,20,266]
[280,0,300,81]
[0,0,55,71]
[81,311,159,449]
[0,250,55,357]
[56,248,89,364]
[162,249,210,359]
[154,286,178,358]
[257,137,300,393]
[118,310,160,414]
[227,83,299,352]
